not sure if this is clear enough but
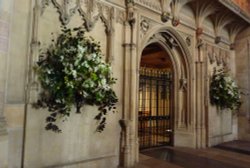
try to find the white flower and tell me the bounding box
[60,55,64,61]
[101,78,107,86]
[47,69,52,74]
[83,79,95,88]
[82,91,89,98]
[78,45,86,54]
[72,70,77,78]
[82,61,90,68]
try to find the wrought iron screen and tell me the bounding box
[138,68,172,149]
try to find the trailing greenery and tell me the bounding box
[210,69,241,111]
[33,27,118,133]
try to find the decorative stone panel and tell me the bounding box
[134,0,161,13]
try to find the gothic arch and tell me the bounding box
[137,26,194,146]
[139,26,193,76]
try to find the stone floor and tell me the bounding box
[215,140,250,155]
[136,141,250,168]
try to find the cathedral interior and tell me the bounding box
[1,0,250,167]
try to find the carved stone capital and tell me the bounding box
[172,18,180,27]
[230,43,235,50]
[126,2,136,26]
[196,27,203,37]
[161,12,170,23]
[215,36,222,44]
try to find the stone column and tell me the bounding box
[195,34,207,148]
[119,1,138,167]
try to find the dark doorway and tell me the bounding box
[138,43,174,149]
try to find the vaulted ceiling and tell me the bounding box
[131,0,250,48]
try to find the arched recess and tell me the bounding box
[137,26,194,147]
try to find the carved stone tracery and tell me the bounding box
[134,0,162,13]
[206,44,229,67]
[41,0,115,33]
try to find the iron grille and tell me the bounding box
[138,68,172,149]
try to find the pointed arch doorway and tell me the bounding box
[138,43,174,149]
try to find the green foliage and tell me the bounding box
[33,27,118,133]
[210,69,241,111]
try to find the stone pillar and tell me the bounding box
[119,1,138,167]
[195,32,207,148]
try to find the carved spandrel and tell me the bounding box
[41,0,80,25]
[208,51,216,64]
[207,44,215,64]
[140,19,150,33]
[98,4,115,34]
[52,0,79,25]
[139,16,152,40]
[206,44,230,68]
[41,0,115,34]
[41,0,50,14]
[78,0,99,31]
[116,9,126,24]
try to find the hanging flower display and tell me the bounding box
[33,27,118,133]
[210,69,241,111]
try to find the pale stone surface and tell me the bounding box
[0,134,8,168]
[174,132,195,148]
[8,127,23,168]
[4,104,25,128]
[6,0,31,103]
[235,27,250,141]
[24,105,120,168]
[0,0,12,167]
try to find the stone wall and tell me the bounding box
[235,27,250,140]
[22,0,124,167]
[204,42,238,146]
[0,0,12,167]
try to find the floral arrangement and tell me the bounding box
[33,27,118,133]
[210,69,241,111]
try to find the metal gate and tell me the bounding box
[138,68,173,149]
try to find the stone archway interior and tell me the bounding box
[138,43,174,149]
[141,43,172,69]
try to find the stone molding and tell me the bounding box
[134,0,161,13]
[141,27,194,129]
